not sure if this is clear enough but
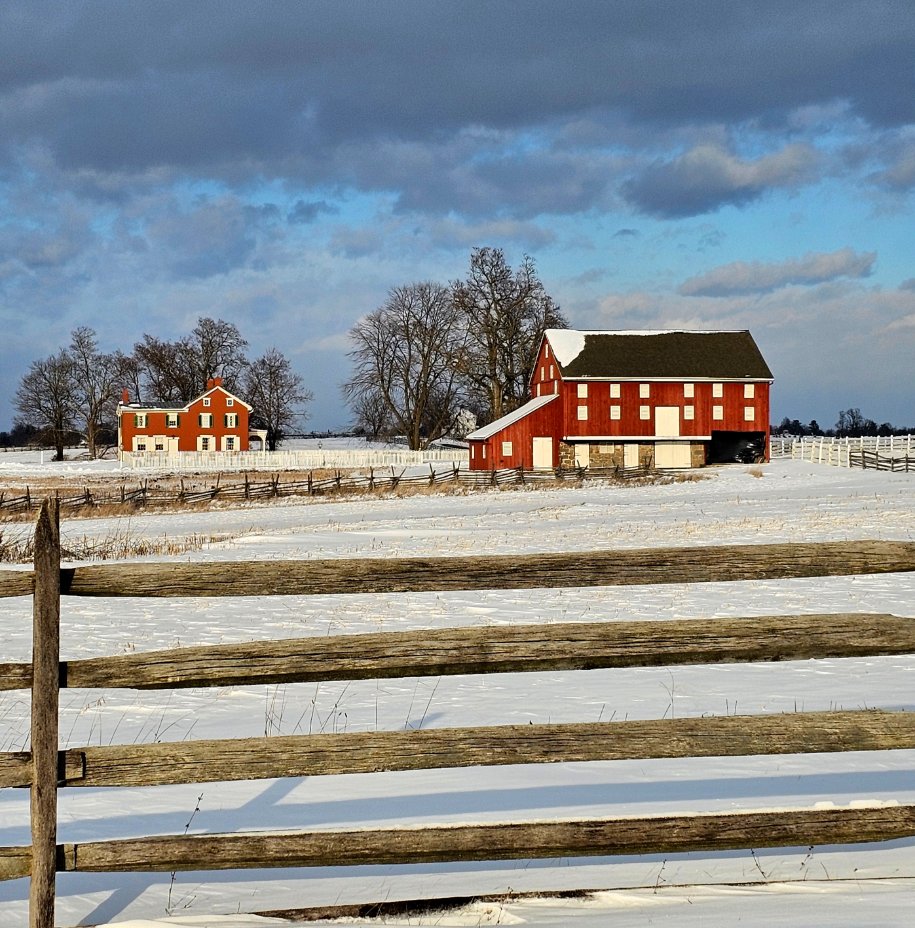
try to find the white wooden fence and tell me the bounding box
[119,448,470,472]
[773,435,915,468]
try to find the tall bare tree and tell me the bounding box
[452,247,567,422]
[15,350,78,460]
[132,317,249,404]
[343,283,467,450]
[242,348,312,450]
[68,326,126,458]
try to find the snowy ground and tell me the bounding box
[1,459,914,926]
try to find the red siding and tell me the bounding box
[468,397,562,469]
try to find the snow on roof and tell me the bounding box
[544,328,740,367]
[466,393,559,440]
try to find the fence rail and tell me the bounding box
[772,435,915,471]
[119,448,469,470]
[0,465,596,517]
[3,499,915,926]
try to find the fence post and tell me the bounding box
[30,498,61,928]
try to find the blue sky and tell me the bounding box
[2,1,914,432]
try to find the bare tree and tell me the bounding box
[243,348,312,450]
[15,350,78,460]
[68,326,126,458]
[343,282,467,450]
[452,247,567,421]
[132,317,249,404]
[192,316,248,394]
[351,388,394,441]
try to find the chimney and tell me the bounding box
[213,376,223,387]
[121,389,130,404]
[206,378,215,390]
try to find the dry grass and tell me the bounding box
[747,466,765,478]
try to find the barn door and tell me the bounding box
[655,406,680,437]
[574,444,590,467]
[624,444,639,469]
[655,442,691,468]
[532,437,553,468]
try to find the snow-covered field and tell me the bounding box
[1,459,914,926]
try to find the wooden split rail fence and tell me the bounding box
[0,466,606,517]
[2,501,915,926]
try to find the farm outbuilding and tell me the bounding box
[466,329,773,470]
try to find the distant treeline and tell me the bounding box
[772,408,914,439]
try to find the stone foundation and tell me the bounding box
[560,440,708,470]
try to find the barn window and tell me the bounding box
[502,441,512,456]
[640,405,650,420]
[610,383,620,398]
[684,405,695,420]
[470,446,475,459]
[136,440,147,452]
[545,344,550,358]
[577,405,588,420]
[744,406,755,422]
[640,384,650,398]
[540,366,545,380]
[713,405,724,420]
[577,383,588,398]
[554,381,558,394]
[537,383,542,396]
[549,364,554,378]
[610,405,621,420]
[482,445,487,459]
[712,383,723,397]
[684,383,695,398]
[203,397,211,407]
[744,384,755,399]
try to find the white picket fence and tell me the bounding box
[776,435,915,468]
[119,448,470,472]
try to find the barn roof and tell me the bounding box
[544,329,773,380]
[466,393,559,440]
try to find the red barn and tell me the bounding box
[466,329,773,470]
[117,378,254,454]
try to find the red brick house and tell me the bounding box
[117,378,254,454]
[466,329,773,470]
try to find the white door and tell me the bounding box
[655,442,691,469]
[167,437,179,454]
[532,437,553,468]
[624,444,639,469]
[655,406,680,437]
[574,444,590,467]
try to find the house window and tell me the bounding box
[712,383,723,397]
[154,438,165,451]
[226,398,234,407]
[684,383,695,398]
[577,405,588,421]
[610,405,621,420]
[713,405,724,420]
[166,413,179,428]
[577,383,588,398]
[134,413,147,428]
[225,436,236,451]
[640,384,650,398]
[609,383,620,398]
[136,440,147,452]
[744,384,755,399]
[224,413,238,428]
[684,405,695,420]
[502,441,513,456]
[640,405,650,420]
[200,436,211,451]
[744,406,755,422]
[199,413,213,428]
[203,397,211,407]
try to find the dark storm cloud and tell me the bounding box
[2,1,915,215]
[622,143,821,217]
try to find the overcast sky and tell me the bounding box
[2,1,914,432]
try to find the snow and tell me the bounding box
[1,460,914,926]
[544,328,740,368]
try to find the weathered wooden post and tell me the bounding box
[30,498,61,928]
